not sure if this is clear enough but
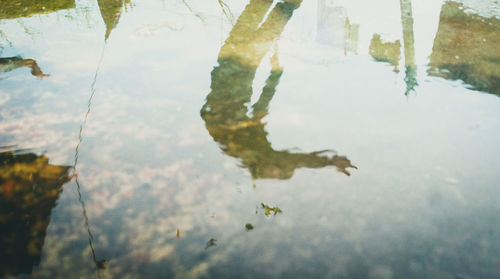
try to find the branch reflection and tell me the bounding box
[0,57,50,79]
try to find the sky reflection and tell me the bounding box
[0,0,499,278]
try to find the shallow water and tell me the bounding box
[1,0,499,278]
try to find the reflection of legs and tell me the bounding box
[224,0,274,46]
[255,0,302,43]
[252,47,283,120]
[285,152,357,177]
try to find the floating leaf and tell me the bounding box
[245,223,254,231]
[261,203,282,216]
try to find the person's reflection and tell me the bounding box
[0,56,50,79]
[201,0,356,179]
[0,150,71,277]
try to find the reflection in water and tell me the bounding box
[245,223,254,231]
[260,203,283,216]
[0,0,128,44]
[369,0,418,95]
[344,18,360,54]
[369,34,401,72]
[317,0,359,53]
[97,0,131,41]
[400,0,417,96]
[0,0,498,277]
[0,0,75,19]
[428,1,500,96]
[201,0,356,179]
[0,151,70,277]
[0,56,50,79]
[72,32,108,278]
[205,238,217,250]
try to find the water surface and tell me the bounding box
[1,0,499,278]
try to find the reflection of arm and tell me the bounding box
[292,152,357,176]
[247,150,357,179]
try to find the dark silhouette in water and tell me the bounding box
[369,34,401,72]
[0,150,71,277]
[201,0,356,179]
[0,57,50,79]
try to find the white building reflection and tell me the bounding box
[316,0,359,54]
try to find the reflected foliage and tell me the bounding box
[428,1,500,96]
[0,151,70,277]
[245,223,254,231]
[0,56,50,79]
[0,0,75,19]
[261,203,282,216]
[97,0,131,40]
[201,0,356,179]
[369,34,401,72]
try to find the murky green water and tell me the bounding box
[1,0,499,278]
